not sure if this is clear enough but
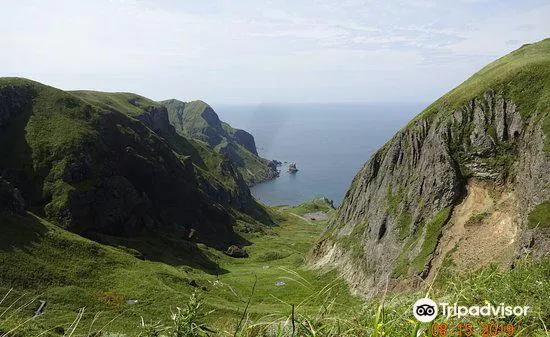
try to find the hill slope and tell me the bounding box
[309,38,550,297]
[160,99,279,185]
[0,78,270,247]
[0,198,359,336]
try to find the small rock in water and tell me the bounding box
[276,281,286,287]
[288,162,298,173]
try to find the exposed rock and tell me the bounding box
[0,83,34,127]
[233,129,258,155]
[309,91,547,298]
[288,163,298,173]
[225,245,249,258]
[135,106,176,136]
[268,160,282,169]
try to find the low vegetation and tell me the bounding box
[0,200,358,336]
[2,241,548,337]
[418,38,550,123]
[465,211,491,227]
[289,197,335,216]
[411,207,452,272]
[527,201,550,228]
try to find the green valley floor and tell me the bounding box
[0,199,548,336]
[0,200,362,336]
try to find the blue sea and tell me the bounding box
[215,103,425,206]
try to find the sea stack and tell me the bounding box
[288,162,298,173]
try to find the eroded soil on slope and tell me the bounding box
[428,180,519,281]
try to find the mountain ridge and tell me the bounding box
[160,99,279,186]
[0,77,271,248]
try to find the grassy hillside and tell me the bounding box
[0,78,271,247]
[70,90,256,202]
[1,206,548,336]
[70,91,161,118]
[161,99,279,185]
[417,38,550,145]
[0,203,360,336]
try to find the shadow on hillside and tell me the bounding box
[0,89,46,209]
[0,212,48,253]
[87,231,230,276]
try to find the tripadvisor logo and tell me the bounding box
[412,298,531,322]
[413,298,438,322]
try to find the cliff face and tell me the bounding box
[309,39,550,297]
[0,79,268,247]
[161,99,279,185]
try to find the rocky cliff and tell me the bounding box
[0,78,270,247]
[309,39,550,297]
[160,99,279,185]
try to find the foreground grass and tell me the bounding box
[0,200,358,336]
[0,200,549,336]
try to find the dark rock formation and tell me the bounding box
[288,163,298,173]
[135,106,177,136]
[233,129,258,155]
[225,245,249,258]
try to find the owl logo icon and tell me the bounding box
[413,298,438,322]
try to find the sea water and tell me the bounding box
[216,103,425,206]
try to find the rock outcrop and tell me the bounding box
[224,245,249,258]
[309,39,550,298]
[233,129,258,156]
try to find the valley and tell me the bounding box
[1,35,550,337]
[0,199,362,336]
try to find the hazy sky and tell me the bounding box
[2,0,549,104]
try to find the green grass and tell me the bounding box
[387,187,405,216]
[290,198,335,216]
[161,99,277,185]
[411,207,452,272]
[465,211,491,226]
[71,91,161,117]
[527,201,550,228]
[160,99,220,144]
[416,38,550,122]
[391,230,421,278]
[1,207,549,336]
[391,207,453,278]
[223,142,277,185]
[367,38,550,170]
[0,78,102,220]
[1,77,271,243]
[0,205,359,336]
[396,211,412,240]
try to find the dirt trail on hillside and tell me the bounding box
[428,180,519,281]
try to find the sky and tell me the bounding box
[1,0,549,104]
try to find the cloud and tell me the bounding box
[0,0,549,104]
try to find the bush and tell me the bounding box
[139,292,212,337]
